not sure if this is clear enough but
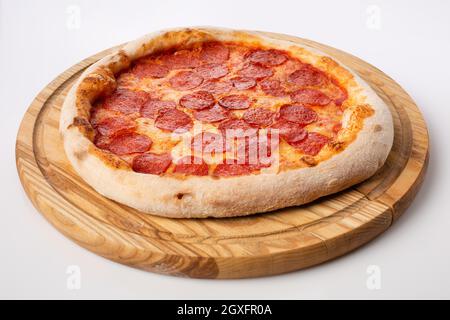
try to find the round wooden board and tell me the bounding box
[16,31,429,279]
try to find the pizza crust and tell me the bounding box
[60,27,394,218]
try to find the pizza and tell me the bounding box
[60,27,393,218]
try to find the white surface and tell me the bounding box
[1,0,449,299]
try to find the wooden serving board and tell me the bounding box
[16,32,429,278]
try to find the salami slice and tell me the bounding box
[195,63,228,80]
[155,109,193,132]
[259,79,286,97]
[103,90,150,115]
[218,94,252,110]
[243,108,276,127]
[193,104,229,123]
[279,104,318,125]
[334,88,348,106]
[329,79,348,106]
[191,132,226,154]
[169,71,203,90]
[238,63,274,79]
[173,156,209,176]
[94,134,111,150]
[107,133,152,155]
[95,116,136,137]
[218,118,253,133]
[218,119,257,152]
[131,62,169,79]
[290,88,331,106]
[179,91,215,110]
[231,77,256,90]
[132,152,172,175]
[159,50,201,69]
[289,132,330,156]
[288,64,327,86]
[140,99,176,119]
[247,49,287,66]
[213,163,253,177]
[201,80,233,94]
[200,42,230,63]
[270,119,307,144]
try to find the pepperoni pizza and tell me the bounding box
[60,28,393,218]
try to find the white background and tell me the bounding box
[1,0,449,299]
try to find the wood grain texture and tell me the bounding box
[15,31,429,278]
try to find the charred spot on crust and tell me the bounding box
[79,71,116,94]
[72,116,90,127]
[175,192,192,200]
[73,150,87,161]
[89,146,130,170]
[329,140,345,152]
[373,124,383,132]
[75,67,117,112]
[107,50,131,73]
[301,155,317,166]
[69,116,95,139]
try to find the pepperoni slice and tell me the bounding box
[334,87,348,106]
[95,116,136,137]
[329,79,348,106]
[173,156,209,176]
[155,109,193,132]
[259,79,286,97]
[289,132,330,156]
[279,104,318,125]
[288,64,327,86]
[218,118,253,133]
[193,104,229,123]
[107,133,152,155]
[243,108,276,127]
[200,42,230,63]
[179,91,215,110]
[169,71,203,90]
[159,50,201,69]
[195,63,228,80]
[238,63,273,79]
[270,119,307,144]
[94,134,111,150]
[213,163,253,177]
[103,90,150,115]
[290,88,331,106]
[131,62,169,79]
[218,95,252,110]
[132,152,172,175]
[200,80,233,94]
[140,99,176,119]
[231,77,256,90]
[247,49,287,66]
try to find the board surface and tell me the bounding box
[16,31,429,278]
